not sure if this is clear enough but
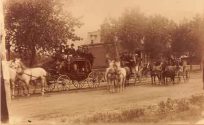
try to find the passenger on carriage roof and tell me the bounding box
[65,45,71,55]
[70,44,76,56]
[76,46,83,57]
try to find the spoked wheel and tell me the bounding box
[86,72,100,88]
[56,75,71,91]
[72,80,85,89]
[97,71,105,84]
[45,74,57,92]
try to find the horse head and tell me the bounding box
[8,60,16,69]
[14,58,26,74]
[108,60,115,68]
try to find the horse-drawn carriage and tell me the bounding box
[45,56,102,92]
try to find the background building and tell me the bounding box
[87,30,101,44]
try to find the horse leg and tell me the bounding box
[122,78,125,92]
[111,80,113,93]
[41,77,46,96]
[113,80,116,93]
[172,76,175,84]
[109,80,112,92]
[119,78,122,92]
[138,74,141,84]
[151,75,153,85]
[134,74,137,86]
[107,81,109,91]
[11,80,15,99]
[32,81,37,94]
[25,80,30,96]
[107,78,110,91]
[157,74,161,84]
[21,82,27,96]
[153,76,156,85]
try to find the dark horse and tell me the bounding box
[161,61,179,85]
[149,62,162,85]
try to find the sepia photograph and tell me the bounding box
[1,0,204,124]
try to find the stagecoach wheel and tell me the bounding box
[45,74,57,92]
[56,75,71,91]
[86,72,100,88]
[72,80,85,89]
[97,71,105,85]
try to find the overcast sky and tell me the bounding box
[62,0,204,45]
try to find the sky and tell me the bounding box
[63,0,204,45]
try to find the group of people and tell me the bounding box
[119,51,143,73]
[53,43,94,73]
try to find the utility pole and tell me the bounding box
[0,0,10,123]
[114,36,119,60]
[203,59,204,90]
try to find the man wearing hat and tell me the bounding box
[76,46,83,57]
[70,43,76,56]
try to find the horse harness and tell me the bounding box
[16,69,41,81]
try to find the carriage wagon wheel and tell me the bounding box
[56,75,71,91]
[45,74,57,92]
[86,72,100,88]
[97,71,105,83]
[72,80,85,89]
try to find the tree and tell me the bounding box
[144,15,176,59]
[5,0,82,66]
[100,18,118,43]
[117,9,147,51]
[171,16,203,59]
[100,9,147,53]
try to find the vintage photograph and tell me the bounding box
[1,0,204,124]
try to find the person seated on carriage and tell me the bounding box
[83,46,94,67]
[88,51,94,67]
[119,52,125,66]
[70,43,76,57]
[75,46,83,58]
[64,45,72,71]
[65,45,71,55]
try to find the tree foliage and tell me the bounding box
[172,16,204,59]
[117,9,147,51]
[144,15,176,58]
[100,8,203,60]
[5,0,82,66]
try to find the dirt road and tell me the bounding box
[10,72,204,124]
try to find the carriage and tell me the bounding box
[45,56,102,92]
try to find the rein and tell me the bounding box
[15,63,40,78]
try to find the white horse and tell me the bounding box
[8,60,18,98]
[114,61,127,92]
[105,60,115,92]
[105,60,127,92]
[14,58,47,96]
[132,64,143,85]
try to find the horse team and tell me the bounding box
[9,58,47,98]
[8,56,189,98]
[105,58,189,93]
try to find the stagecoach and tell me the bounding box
[45,56,102,92]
